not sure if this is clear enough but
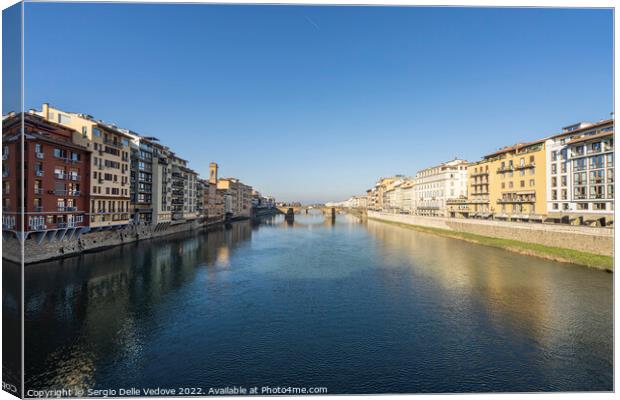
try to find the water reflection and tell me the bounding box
[23,216,612,393]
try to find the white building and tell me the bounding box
[545,119,614,225]
[413,159,469,217]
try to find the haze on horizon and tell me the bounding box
[7,3,613,203]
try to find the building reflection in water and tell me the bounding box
[364,218,612,388]
[20,214,612,393]
[23,220,254,391]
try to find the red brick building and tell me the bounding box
[2,113,91,239]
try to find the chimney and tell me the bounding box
[42,103,49,119]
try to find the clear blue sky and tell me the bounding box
[13,3,614,203]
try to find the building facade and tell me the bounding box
[412,159,468,217]
[545,119,614,226]
[3,113,91,238]
[217,177,252,219]
[35,104,131,228]
[170,154,199,221]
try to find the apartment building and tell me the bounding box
[124,132,173,226]
[463,140,547,221]
[170,154,199,221]
[251,190,276,209]
[460,160,493,218]
[545,119,614,226]
[2,113,91,237]
[203,162,224,220]
[217,177,253,219]
[413,159,468,217]
[366,176,404,211]
[35,104,131,228]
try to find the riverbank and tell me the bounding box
[366,212,613,271]
[4,208,281,265]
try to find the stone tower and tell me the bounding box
[209,162,218,185]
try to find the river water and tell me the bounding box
[16,212,612,394]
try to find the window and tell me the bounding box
[606,153,614,167]
[590,155,604,169]
[574,187,587,199]
[561,176,567,187]
[589,185,604,199]
[551,177,557,187]
[577,203,589,210]
[529,179,535,187]
[590,170,604,184]
[551,151,557,161]
[561,162,567,173]
[82,127,88,137]
[54,148,67,159]
[59,114,71,124]
[520,180,525,188]
[93,127,102,137]
[574,159,586,171]
[551,164,557,174]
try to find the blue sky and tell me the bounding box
[12,3,614,203]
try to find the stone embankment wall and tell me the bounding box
[3,218,214,264]
[367,211,613,257]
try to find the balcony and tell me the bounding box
[514,162,536,170]
[35,152,44,159]
[497,197,536,204]
[35,170,44,177]
[34,206,43,212]
[3,223,15,230]
[54,173,66,180]
[34,187,44,195]
[496,166,514,173]
[103,138,123,148]
[470,171,489,177]
[2,153,8,160]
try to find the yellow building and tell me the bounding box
[465,139,548,220]
[36,103,132,228]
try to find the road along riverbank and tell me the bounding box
[366,211,613,271]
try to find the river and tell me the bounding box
[13,211,613,394]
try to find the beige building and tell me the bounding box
[35,104,131,228]
[217,177,252,219]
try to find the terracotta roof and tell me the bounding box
[484,138,546,158]
[566,131,614,145]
